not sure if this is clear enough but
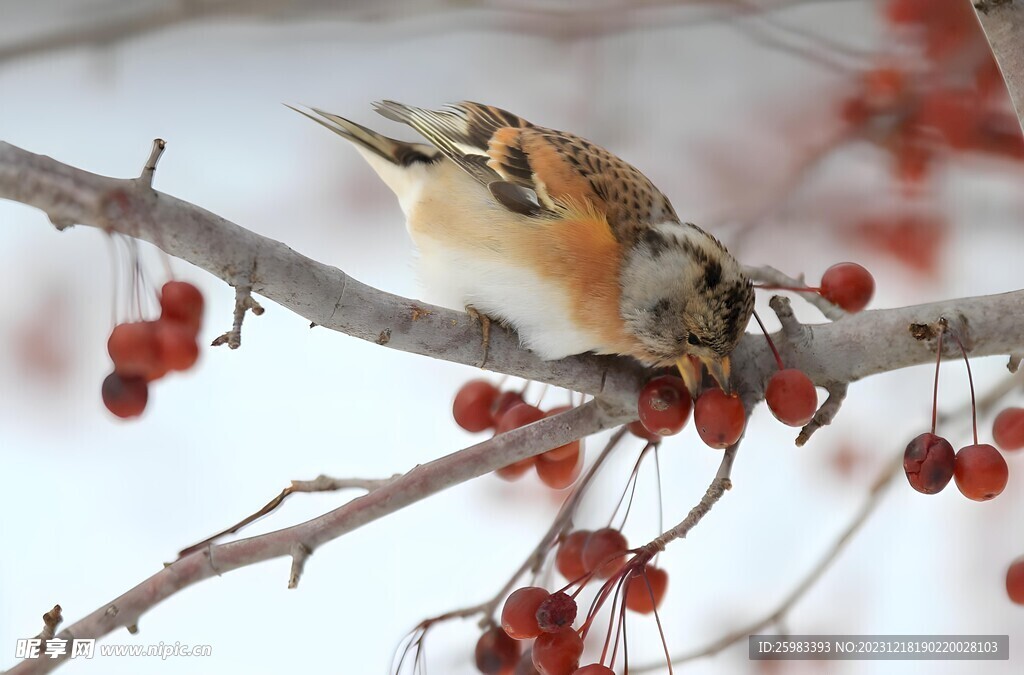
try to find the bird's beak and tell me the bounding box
[675,356,701,397]
[702,355,732,395]
[676,355,732,395]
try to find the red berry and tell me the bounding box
[475,626,520,674]
[501,587,549,640]
[536,447,584,490]
[491,391,526,426]
[532,629,584,675]
[101,372,148,418]
[573,666,614,675]
[159,281,203,334]
[555,531,591,581]
[903,433,955,495]
[454,380,500,432]
[536,592,577,633]
[993,408,1024,451]
[694,389,746,449]
[765,369,818,427]
[543,407,579,461]
[496,404,546,433]
[819,262,875,313]
[496,457,535,482]
[1007,556,1024,605]
[637,375,692,436]
[155,319,199,372]
[624,566,669,614]
[581,528,628,579]
[627,420,661,443]
[107,321,165,381]
[953,444,1008,501]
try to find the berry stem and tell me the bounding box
[931,329,943,436]
[950,332,979,445]
[752,310,785,370]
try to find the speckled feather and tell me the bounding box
[374,100,678,241]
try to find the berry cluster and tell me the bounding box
[843,0,1024,191]
[101,281,203,418]
[453,381,584,490]
[902,330,1009,501]
[487,528,668,675]
[630,372,748,450]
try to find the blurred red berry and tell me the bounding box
[475,626,520,674]
[624,566,669,614]
[993,408,1024,451]
[496,403,546,434]
[101,372,148,419]
[1007,557,1024,605]
[536,447,584,490]
[491,391,526,426]
[556,531,591,581]
[582,528,628,579]
[454,380,500,432]
[155,319,199,372]
[159,281,204,334]
[107,321,165,381]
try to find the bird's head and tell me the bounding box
[619,223,754,392]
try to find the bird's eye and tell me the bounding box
[687,334,701,347]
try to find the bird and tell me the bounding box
[290,101,754,391]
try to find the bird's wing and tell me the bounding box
[373,100,678,235]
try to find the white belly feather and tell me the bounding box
[413,233,601,360]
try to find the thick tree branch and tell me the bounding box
[972,0,1024,133]
[2,141,1024,418]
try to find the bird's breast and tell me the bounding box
[403,168,642,360]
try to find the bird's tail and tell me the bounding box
[286,104,438,204]
[287,104,441,167]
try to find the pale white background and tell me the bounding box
[1,1,1023,673]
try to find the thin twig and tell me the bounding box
[211,284,264,349]
[34,606,63,642]
[178,474,400,557]
[796,381,848,446]
[138,139,166,189]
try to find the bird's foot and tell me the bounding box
[465,305,492,368]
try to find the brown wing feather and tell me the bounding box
[375,100,678,237]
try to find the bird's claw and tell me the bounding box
[466,305,491,368]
